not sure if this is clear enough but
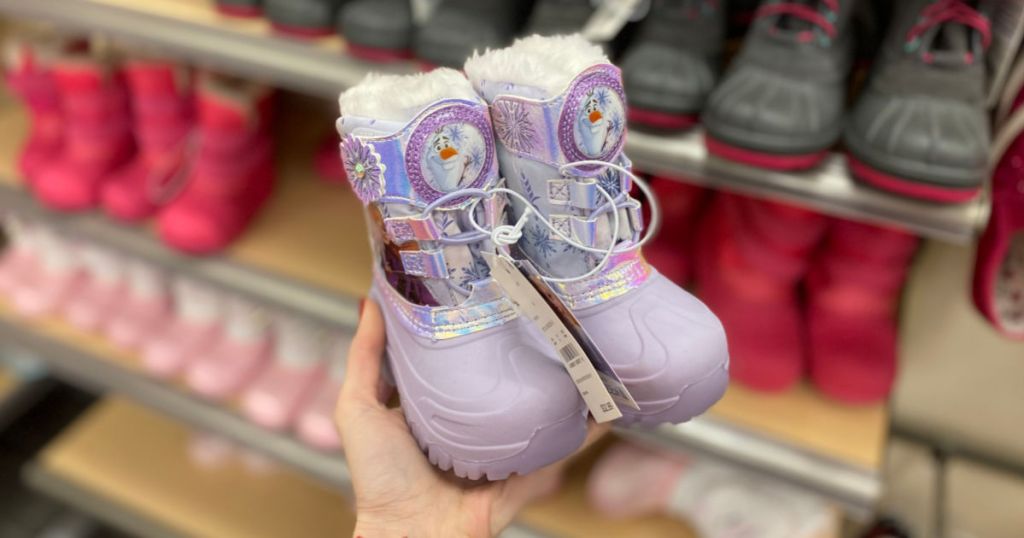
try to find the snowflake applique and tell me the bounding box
[492,100,539,153]
[340,135,386,204]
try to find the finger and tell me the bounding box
[577,419,612,454]
[339,299,388,406]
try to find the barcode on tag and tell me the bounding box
[559,344,579,362]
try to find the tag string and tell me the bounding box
[417,160,661,288]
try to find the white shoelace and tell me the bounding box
[418,160,661,290]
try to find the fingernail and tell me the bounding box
[358,297,366,317]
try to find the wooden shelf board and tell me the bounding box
[709,382,887,471]
[36,398,355,538]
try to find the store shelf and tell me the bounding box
[0,0,414,98]
[0,96,371,329]
[628,129,989,244]
[0,300,354,493]
[6,308,700,538]
[0,0,988,243]
[0,101,886,517]
[622,383,887,516]
[0,363,52,432]
[26,398,358,538]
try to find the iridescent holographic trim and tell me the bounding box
[374,270,518,341]
[551,249,652,310]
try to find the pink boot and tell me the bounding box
[185,296,273,400]
[4,37,65,186]
[0,217,41,298]
[61,243,125,332]
[807,220,918,404]
[313,132,346,184]
[11,229,86,318]
[296,335,350,451]
[242,316,327,430]
[101,59,194,222]
[642,178,707,286]
[141,278,224,379]
[695,194,827,392]
[32,52,135,211]
[157,76,274,254]
[104,261,173,349]
[588,442,837,537]
[974,81,1024,339]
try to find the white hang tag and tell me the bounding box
[582,0,651,43]
[483,253,639,423]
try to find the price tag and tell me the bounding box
[483,253,639,423]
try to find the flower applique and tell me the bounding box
[341,135,386,204]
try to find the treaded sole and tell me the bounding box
[405,405,587,481]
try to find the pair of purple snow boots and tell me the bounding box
[336,35,730,480]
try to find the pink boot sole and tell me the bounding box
[705,135,828,171]
[847,155,980,204]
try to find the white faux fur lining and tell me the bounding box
[338,68,480,122]
[464,34,609,98]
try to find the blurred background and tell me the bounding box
[0,0,1020,537]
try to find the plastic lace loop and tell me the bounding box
[755,0,840,41]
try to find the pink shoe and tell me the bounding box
[101,59,194,222]
[642,178,707,286]
[0,218,41,298]
[242,316,327,430]
[32,52,135,212]
[586,442,688,519]
[104,261,173,349]
[975,80,1024,339]
[187,432,237,470]
[140,278,223,379]
[62,244,125,332]
[313,132,346,184]
[296,336,349,451]
[156,76,274,254]
[588,442,837,537]
[807,220,918,404]
[185,297,272,400]
[694,194,827,392]
[11,230,85,318]
[4,36,66,186]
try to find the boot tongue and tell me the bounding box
[920,23,973,67]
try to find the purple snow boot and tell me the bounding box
[337,68,588,480]
[465,35,730,426]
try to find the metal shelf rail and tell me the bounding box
[0,184,361,329]
[0,0,988,243]
[0,315,549,538]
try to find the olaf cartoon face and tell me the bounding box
[572,86,625,158]
[421,124,486,193]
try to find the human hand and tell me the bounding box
[336,299,609,538]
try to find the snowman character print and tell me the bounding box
[573,86,624,158]
[422,124,484,193]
